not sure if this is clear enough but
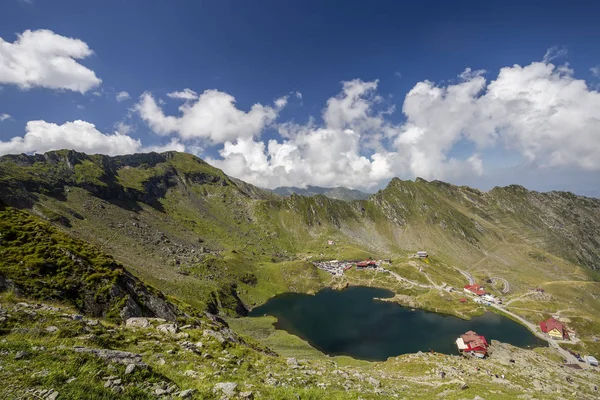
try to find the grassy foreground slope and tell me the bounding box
[3,205,599,399]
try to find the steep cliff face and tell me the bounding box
[0,206,179,322]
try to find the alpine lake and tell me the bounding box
[249,286,546,361]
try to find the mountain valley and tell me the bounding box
[1,150,599,399]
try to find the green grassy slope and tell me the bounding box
[2,150,600,399]
[1,150,599,337]
[0,206,179,322]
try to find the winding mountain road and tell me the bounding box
[491,277,510,294]
[457,268,475,285]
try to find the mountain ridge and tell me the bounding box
[273,185,372,201]
[2,149,600,398]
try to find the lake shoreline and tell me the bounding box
[247,286,546,361]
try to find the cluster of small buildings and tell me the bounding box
[455,330,489,358]
[313,259,385,275]
[464,284,486,296]
[313,260,354,275]
[463,284,501,305]
[355,260,379,269]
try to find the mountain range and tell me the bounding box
[1,150,599,399]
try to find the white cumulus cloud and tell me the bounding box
[207,80,402,189]
[167,88,198,101]
[116,91,130,102]
[208,59,600,190]
[0,29,101,93]
[0,120,183,156]
[126,52,600,191]
[399,61,600,172]
[135,89,286,144]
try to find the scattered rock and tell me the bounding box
[240,391,254,399]
[213,382,237,397]
[178,389,197,398]
[31,369,50,378]
[367,377,380,387]
[45,326,59,333]
[286,357,299,367]
[14,351,29,360]
[47,390,59,400]
[125,363,136,375]
[72,347,147,367]
[157,324,178,335]
[125,317,150,328]
[203,329,226,343]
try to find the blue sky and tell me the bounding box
[1,0,600,195]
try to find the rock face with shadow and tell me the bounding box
[0,206,179,322]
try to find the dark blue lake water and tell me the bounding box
[249,286,546,361]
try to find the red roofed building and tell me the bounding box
[463,284,486,296]
[356,261,369,268]
[455,330,489,356]
[540,317,569,340]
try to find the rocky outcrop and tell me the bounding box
[0,275,23,296]
[72,347,147,367]
[60,249,179,322]
[0,207,180,323]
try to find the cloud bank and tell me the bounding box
[208,60,600,189]
[2,51,599,192]
[0,120,183,156]
[0,29,101,93]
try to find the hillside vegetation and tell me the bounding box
[1,150,600,399]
